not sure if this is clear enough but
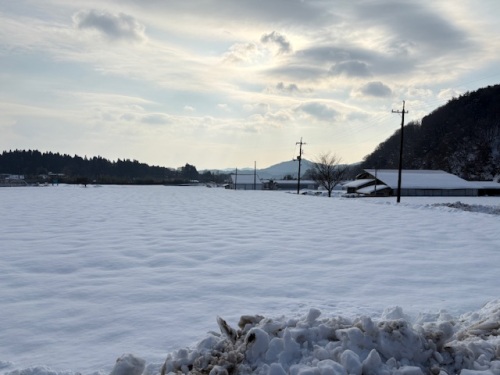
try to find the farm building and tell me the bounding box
[228,173,263,190]
[343,169,500,197]
[0,174,28,187]
[472,180,500,196]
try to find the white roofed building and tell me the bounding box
[228,173,263,190]
[344,169,500,197]
[342,178,376,194]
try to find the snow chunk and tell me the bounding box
[110,354,145,375]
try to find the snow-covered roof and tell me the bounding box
[364,169,477,190]
[470,181,500,189]
[230,174,262,184]
[357,184,390,195]
[275,179,317,186]
[342,178,374,188]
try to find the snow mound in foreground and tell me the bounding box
[154,300,500,375]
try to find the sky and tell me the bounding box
[1,1,500,170]
[1,186,499,374]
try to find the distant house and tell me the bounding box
[0,174,29,187]
[343,178,377,194]
[343,169,500,197]
[228,173,263,190]
[267,179,319,191]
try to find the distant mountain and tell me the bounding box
[362,84,500,180]
[216,159,362,180]
[217,160,313,179]
[258,159,313,179]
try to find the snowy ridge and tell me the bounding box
[352,197,500,216]
[430,202,500,216]
[156,300,500,375]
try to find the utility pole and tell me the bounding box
[294,137,306,194]
[392,101,408,203]
[254,161,257,190]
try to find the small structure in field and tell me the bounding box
[228,174,263,190]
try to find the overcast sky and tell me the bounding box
[1,0,500,170]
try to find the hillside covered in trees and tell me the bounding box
[362,84,500,180]
[0,150,227,185]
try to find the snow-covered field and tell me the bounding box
[1,185,499,375]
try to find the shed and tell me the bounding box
[229,173,263,190]
[342,178,375,194]
[269,179,319,191]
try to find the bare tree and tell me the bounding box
[310,152,349,197]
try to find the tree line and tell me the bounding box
[0,150,229,185]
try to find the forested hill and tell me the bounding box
[0,150,225,184]
[362,84,500,180]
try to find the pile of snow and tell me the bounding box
[431,202,500,216]
[157,300,500,375]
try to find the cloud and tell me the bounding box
[264,65,326,81]
[297,46,368,64]
[329,61,371,77]
[73,10,146,42]
[260,31,291,54]
[243,103,270,115]
[222,42,260,63]
[265,110,293,124]
[438,88,461,101]
[223,31,291,65]
[294,44,412,78]
[141,113,172,125]
[217,103,231,112]
[2,0,499,169]
[119,113,136,121]
[355,1,470,53]
[123,0,336,28]
[358,81,392,97]
[297,102,338,122]
[275,82,299,93]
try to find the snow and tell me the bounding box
[341,179,375,189]
[355,184,390,195]
[363,170,478,190]
[0,185,499,375]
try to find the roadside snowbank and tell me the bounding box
[157,300,500,375]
